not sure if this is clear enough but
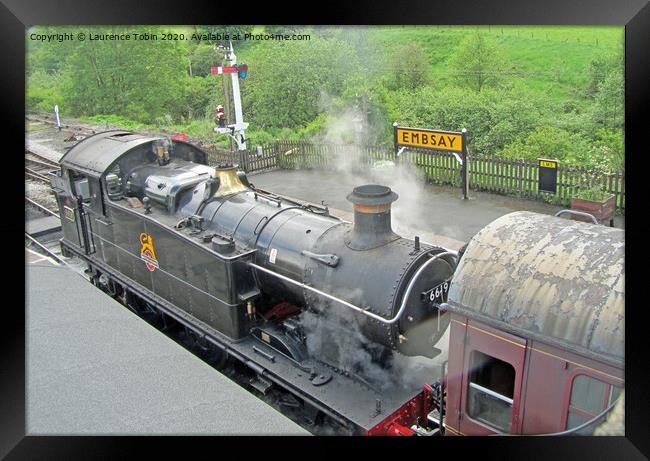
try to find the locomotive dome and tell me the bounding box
[447,211,624,367]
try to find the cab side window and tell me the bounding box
[71,174,91,202]
[467,350,516,432]
[566,374,622,431]
[70,171,105,215]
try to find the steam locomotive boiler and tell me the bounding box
[52,131,457,435]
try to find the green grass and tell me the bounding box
[365,25,623,104]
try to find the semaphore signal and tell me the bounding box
[213,41,249,150]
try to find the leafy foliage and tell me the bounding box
[242,38,361,129]
[389,85,547,157]
[501,126,592,167]
[574,183,611,202]
[189,44,220,76]
[592,71,624,131]
[388,43,430,91]
[448,33,510,92]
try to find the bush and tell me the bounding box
[387,85,548,156]
[501,126,591,167]
[26,70,63,112]
[586,129,624,172]
[574,183,611,202]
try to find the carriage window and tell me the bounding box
[566,375,622,431]
[467,351,516,432]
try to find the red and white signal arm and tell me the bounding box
[211,66,239,75]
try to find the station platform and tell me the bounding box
[26,263,309,435]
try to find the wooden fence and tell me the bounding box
[205,141,625,211]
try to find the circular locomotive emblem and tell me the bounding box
[141,248,158,272]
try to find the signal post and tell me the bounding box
[212,42,249,151]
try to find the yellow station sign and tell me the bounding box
[396,127,463,152]
[539,160,557,169]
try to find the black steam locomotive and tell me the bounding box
[52,131,457,435]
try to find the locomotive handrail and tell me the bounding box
[248,250,457,325]
[554,209,598,224]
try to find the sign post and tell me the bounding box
[393,123,469,199]
[393,122,399,159]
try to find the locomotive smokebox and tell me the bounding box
[346,185,399,250]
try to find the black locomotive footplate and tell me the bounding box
[68,246,444,434]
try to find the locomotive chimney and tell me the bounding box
[346,184,399,250]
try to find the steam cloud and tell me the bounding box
[292,99,452,392]
[311,91,453,239]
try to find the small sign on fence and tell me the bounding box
[538,158,558,194]
[393,123,469,199]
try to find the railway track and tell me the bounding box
[25,148,66,265]
[25,193,65,266]
[26,114,221,158]
[27,114,98,138]
[26,150,60,184]
[25,195,59,218]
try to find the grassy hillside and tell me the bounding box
[365,25,622,102]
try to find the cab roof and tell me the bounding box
[60,130,208,178]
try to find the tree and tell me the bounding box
[242,38,361,129]
[448,33,509,93]
[586,54,623,98]
[389,43,430,91]
[59,26,189,123]
[189,44,219,76]
[264,25,307,35]
[592,71,624,131]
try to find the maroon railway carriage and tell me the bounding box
[440,211,624,436]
